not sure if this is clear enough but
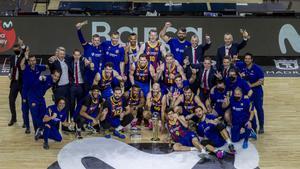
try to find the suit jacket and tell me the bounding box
[219,65,235,79]
[48,55,72,87]
[184,43,211,66]
[216,39,247,70]
[9,47,26,87]
[68,57,86,85]
[196,65,217,90]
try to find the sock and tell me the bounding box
[226,139,232,144]
[190,147,198,151]
[116,125,123,131]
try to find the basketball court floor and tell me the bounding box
[0,77,299,169]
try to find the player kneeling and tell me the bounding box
[75,85,103,139]
[166,108,211,161]
[193,106,235,157]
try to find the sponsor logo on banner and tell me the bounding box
[0,20,16,53]
[265,59,300,76]
[279,24,300,54]
[91,21,203,44]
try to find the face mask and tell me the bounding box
[14,50,21,55]
[234,96,241,101]
[217,87,225,92]
[229,76,236,82]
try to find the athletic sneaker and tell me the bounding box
[113,130,126,139]
[104,130,111,139]
[249,129,257,140]
[43,142,49,150]
[35,128,42,141]
[242,140,248,149]
[228,144,236,154]
[216,150,226,159]
[87,124,97,134]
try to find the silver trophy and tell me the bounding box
[151,112,160,141]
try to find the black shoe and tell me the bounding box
[76,131,83,139]
[22,123,26,128]
[8,119,16,126]
[43,143,49,150]
[35,128,42,141]
[258,128,264,134]
[228,144,236,154]
[25,128,31,134]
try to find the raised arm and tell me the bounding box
[76,20,88,46]
[159,22,172,43]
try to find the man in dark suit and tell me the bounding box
[8,41,27,126]
[183,34,211,66]
[216,29,250,70]
[48,47,72,120]
[190,57,217,102]
[219,55,235,79]
[68,49,89,120]
[183,34,211,94]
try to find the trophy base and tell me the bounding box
[151,138,160,141]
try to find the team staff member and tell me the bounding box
[43,97,68,150]
[8,38,27,126]
[242,53,265,134]
[222,87,256,149]
[20,54,48,134]
[216,30,250,70]
[28,70,61,140]
[159,22,191,65]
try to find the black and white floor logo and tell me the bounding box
[50,137,259,169]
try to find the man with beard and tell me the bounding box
[156,53,186,94]
[143,83,167,129]
[124,84,145,128]
[75,85,103,139]
[192,106,236,155]
[20,54,48,134]
[93,62,126,100]
[241,53,265,134]
[129,54,156,96]
[137,29,167,70]
[173,87,206,119]
[222,87,256,149]
[159,22,191,65]
[101,87,133,139]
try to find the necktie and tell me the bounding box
[75,62,79,86]
[194,48,197,64]
[203,69,208,90]
[224,68,228,77]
